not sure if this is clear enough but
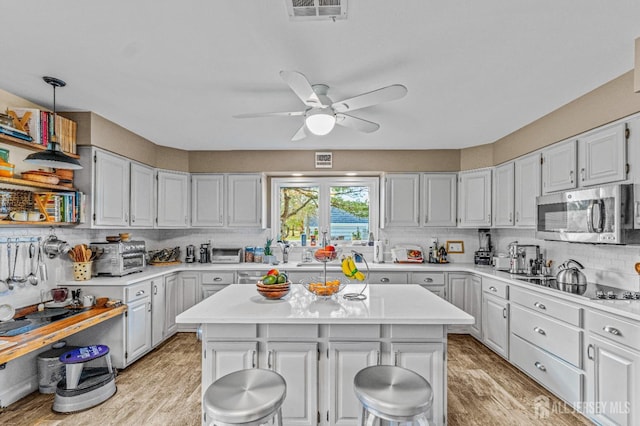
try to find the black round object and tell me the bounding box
[43,76,66,88]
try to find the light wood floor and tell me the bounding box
[0,333,592,425]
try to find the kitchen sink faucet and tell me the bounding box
[278,240,290,264]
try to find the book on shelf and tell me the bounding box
[0,125,33,141]
[34,191,83,223]
[7,107,41,143]
[6,107,77,154]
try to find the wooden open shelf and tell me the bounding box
[0,176,76,191]
[0,219,77,226]
[0,133,79,159]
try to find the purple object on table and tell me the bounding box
[59,345,110,364]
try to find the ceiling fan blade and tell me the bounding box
[233,111,305,119]
[332,84,408,113]
[335,113,380,133]
[280,71,325,107]
[291,124,308,141]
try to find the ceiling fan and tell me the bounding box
[233,71,408,141]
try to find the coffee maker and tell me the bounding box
[474,229,493,265]
[199,243,211,263]
[185,245,196,263]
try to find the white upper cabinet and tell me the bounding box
[578,123,627,187]
[514,152,541,227]
[227,174,264,227]
[191,174,224,227]
[157,170,189,228]
[458,168,492,227]
[421,173,457,227]
[542,139,577,194]
[383,173,420,227]
[492,162,515,227]
[130,162,156,227]
[542,122,628,194]
[93,150,130,227]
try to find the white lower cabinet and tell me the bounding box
[201,271,235,299]
[447,273,482,339]
[177,272,201,332]
[328,341,381,426]
[151,278,166,347]
[391,342,444,425]
[411,272,446,299]
[201,323,447,425]
[481,277,509,358]
[126,294,152,363]
[584,309,640,426]
[267,341,319,426]
[164,273,179,337]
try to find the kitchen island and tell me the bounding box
[177,283,473,426]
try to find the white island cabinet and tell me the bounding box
[177,284,473,426]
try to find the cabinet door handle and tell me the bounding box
[581,168,585,181]
[252,350,257,368]
[124,213,129,222]
[533,302,546,310]
[213,277,222,282]
[534,361,547,372]
[147,302,151,312]
[380,277,390,283]
[533,326,546,336]
[153,284,157,295]
[267,350,273,369]
[502,308,507,319]
[131,214,136,223]
[136,290,145,296]
[569,170,574,184]
[587,344,594,360]
[489,286,497,292]
[603,326,621,336]
[516,212,519,223]
[425,215,428,223]
[394,350,399,366]
[377,350,381,366]
[423,278,433,283]
[509,212,512,222]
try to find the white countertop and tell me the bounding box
[176,283,475,325]
[64,262,640,322]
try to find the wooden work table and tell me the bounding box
[0,305,127,366]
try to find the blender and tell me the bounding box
[474,229,493,265]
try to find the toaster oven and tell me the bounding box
[90,241,146,276]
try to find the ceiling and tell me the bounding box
[1,1,639,152]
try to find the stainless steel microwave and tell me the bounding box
[536,184,640,244]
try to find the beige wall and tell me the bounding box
[4,69,640,173]
[487,71,640,166]
[636,38,640,93]
[188,150,460,173]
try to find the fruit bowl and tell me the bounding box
[301,277,348,298]
[256,281,291,300]
[313,246,342,262]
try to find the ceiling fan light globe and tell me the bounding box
[305,110,336,135]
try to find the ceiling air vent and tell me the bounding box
[287,0,347,21]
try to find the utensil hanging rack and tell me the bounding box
[0,236,41,244]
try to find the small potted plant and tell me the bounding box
[264,238,276,264]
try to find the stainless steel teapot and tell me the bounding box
[556,259,587,287]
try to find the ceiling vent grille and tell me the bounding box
[287,0,347,21]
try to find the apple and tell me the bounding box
[267,268,279,276]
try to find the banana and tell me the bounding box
[341,256,355,277]
[354,271,366,281]
[347,256,358,276]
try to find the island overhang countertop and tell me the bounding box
[176,284,474,325]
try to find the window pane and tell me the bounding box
[330,186,370,241]
[279,186,319,243]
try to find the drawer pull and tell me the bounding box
[533,326,546,336]
[533,302,546,310]
[587,344,594,360]
[534,361,547,372]
[213,277,222,282]
[423,278,433,283]
[603,326,621,336]
[136,290,145,296]
[380,277,390,283]
[489,286,497,292]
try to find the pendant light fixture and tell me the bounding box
[24,76,82,170]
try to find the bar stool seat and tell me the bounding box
[203,369,286,426]
[354,365,433,425]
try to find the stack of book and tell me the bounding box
[34,191,83,223]
[0,116,33,142]
[6,108,77,154]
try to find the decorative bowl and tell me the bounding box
[256,281,291,300]
[313,246,341,263]
[301,277,348,298]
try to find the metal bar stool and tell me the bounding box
[203,369,286,426]
[354,365,433,426]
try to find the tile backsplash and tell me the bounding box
[2,224,639,309]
